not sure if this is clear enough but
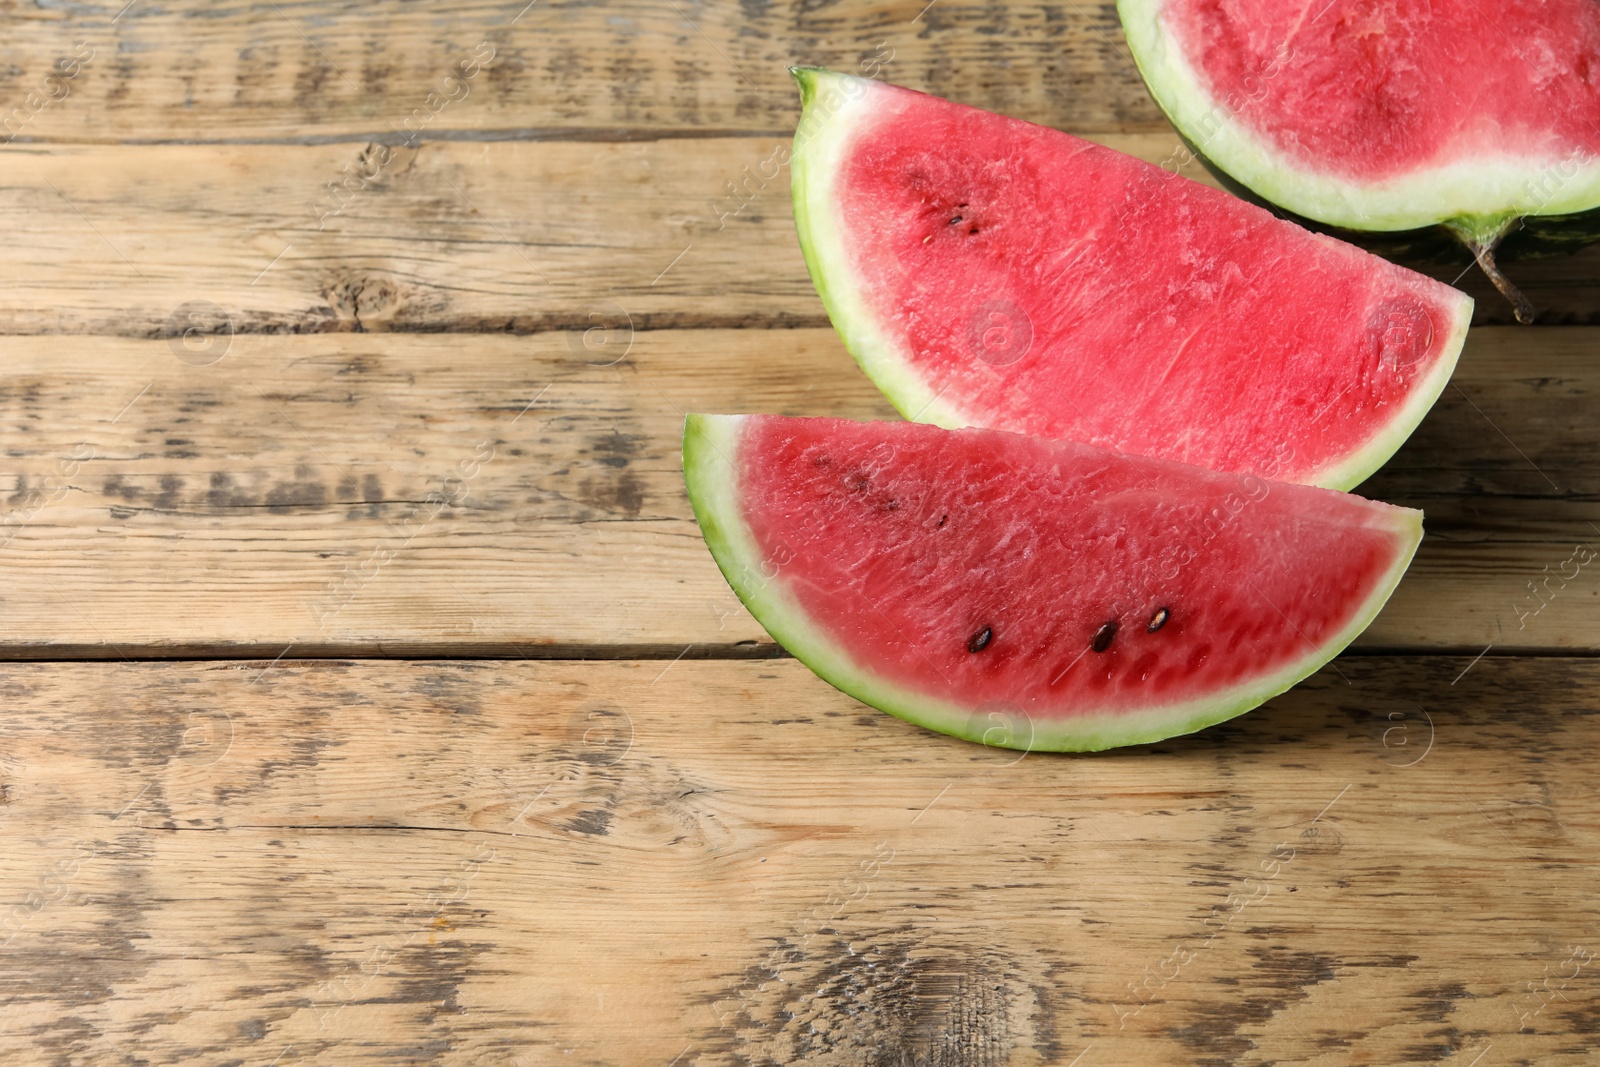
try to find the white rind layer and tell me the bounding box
[1312,291,1472,490]
[789,69,966,430]
[1118,0,1600,233]
[789,67,1471,491]
[683,413,1424,753]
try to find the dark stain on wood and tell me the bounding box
[294,60,334,110]
[579,468,643,516]
[0,1,1184,141]
[576,429,646,517]
[592,430,642,470]
[1173,949,1338,1064]
[1395,981,1480,1061]
[563,809,612,836]
[338,473,386,519]
[708,930,1044,1062]
[412,669,487,715]
[263,467,330,513]
[1412,980,1472,1024]
[258,733,336,786]
[390,937,495,1023]
[359,57,394,103]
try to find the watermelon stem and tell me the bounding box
[1447,218,1536,325]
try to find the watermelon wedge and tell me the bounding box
[789,69,1471,490]
[1118,0,1600,323]
[683,414,1422,752]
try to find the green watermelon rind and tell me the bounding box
[1312,293,1470,491]
[789,67,1472,493]
[1116,0,1600,237]
[790,67,967,432]
[683,412,1424,754]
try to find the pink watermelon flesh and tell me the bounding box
[794,71,1471,490]
[684,413,1422,751]
[1161,0,1600,182]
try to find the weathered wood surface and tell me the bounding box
[0,135,1180,337]
[0,137,1591,333]
[0,327,1592,658]
[0,657,1595,1065]
[3,0,1598,1062]
[0,0,1152,141]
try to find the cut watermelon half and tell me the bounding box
[1118,0,1600,322]
[789,69,1471,490]
[684,414,1421,752]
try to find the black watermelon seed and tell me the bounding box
[949,215,963,225]
[937,514,947,527]
[1091,620,1119,653]
[1147,607,1170,633]
[967,626,993,653]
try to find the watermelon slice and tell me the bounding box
[1118,0,1600,323]
[683,414,1422,752]
[789,69,1471,490]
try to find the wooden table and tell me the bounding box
[0,2,1595,1064]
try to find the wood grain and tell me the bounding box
[0,137,1587,335]
[0,0,1155,141]
[0,656,1595,1064]
[1,2,1593,1063]
[0,135,1182,337]
[0,327,1592,658]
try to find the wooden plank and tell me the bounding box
[1410,240,1600,328]
[0,327,1593,657]
[0,0,1155,141]
[0,138,1584,335]
[0,135,1172,337]
[0,656,1595,1063]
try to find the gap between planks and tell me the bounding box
[0,647,1590,664]
[0,328,1592,657]
[0,136,1580,334]
[0,656,1597,1063]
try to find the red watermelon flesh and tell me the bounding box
[683,413,1422,751]
[1118,0,1600,321]
[790,70,1471,491]
[1155,0,1600,185]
